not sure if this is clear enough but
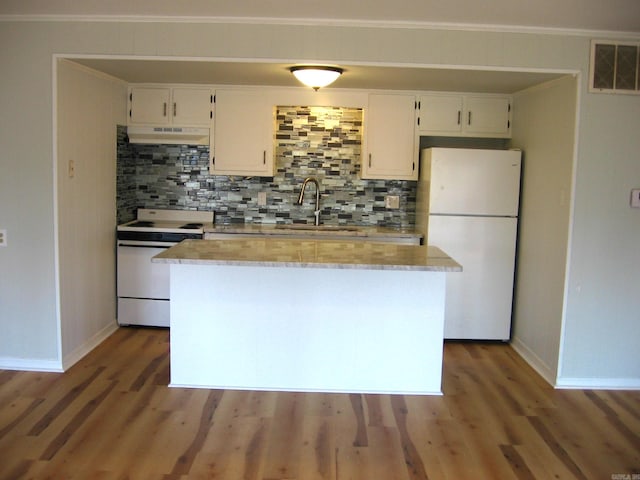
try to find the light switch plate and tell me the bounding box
[631,189,640,208]
[258,191,267,206]
[0,229,6,247]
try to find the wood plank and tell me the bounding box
[513,436,589,480]
[299,415,336,480]
[1,327,639,479]
[335,447,371,480]
[499,444,537,480]
[349,394,368,447]
[159,390,224,477]
[536,390,640,478]
[390,395,429,480]
[261,392,305,479]
[367,426,410,480]
[421,418,479,479]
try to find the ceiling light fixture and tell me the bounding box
[290,65,343,91]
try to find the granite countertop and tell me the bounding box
[204,224,422,240]
[153,238,462,272]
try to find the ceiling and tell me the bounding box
[71,59,567,94]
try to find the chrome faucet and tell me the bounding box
[296,177,321,226]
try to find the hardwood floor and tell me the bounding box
[0,327,638,479]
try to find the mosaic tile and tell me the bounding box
[116,105,417,228]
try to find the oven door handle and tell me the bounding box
[118,243,173,249]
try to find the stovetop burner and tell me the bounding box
[181,223,204,229]
[117,209,214,240]
[128,220,155,228]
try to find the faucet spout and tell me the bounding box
[296,177,321,225]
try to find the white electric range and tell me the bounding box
[116,209,214,327]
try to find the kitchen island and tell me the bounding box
[153,238,461,395]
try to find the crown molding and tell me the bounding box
[1,14,639,39]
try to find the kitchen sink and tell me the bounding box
[275,224,361,232]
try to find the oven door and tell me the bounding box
[117,240,175,327]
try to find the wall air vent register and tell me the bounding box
[590,40,640,94]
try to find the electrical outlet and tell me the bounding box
[0,229,6,247]
[385,195,400,209]
[257,191,267,206]
[631,189,640,208]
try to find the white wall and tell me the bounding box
[56,60,126,368]
[0,22,60,368]
[558,89,640,388]
[510,75,578,384]
[0,19,638,385]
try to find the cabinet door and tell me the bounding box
[171,88,213,126]
[363,94,417,180]
[464,96,511,136]
[128,87,171,125]
[212,90,274,177]
[418,94,463,134]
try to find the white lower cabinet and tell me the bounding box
[362,93,418,180]
[211,89,275,176]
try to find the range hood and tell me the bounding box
[126,126,210,145]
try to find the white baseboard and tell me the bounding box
[0,322,118,373]
[512,336,640,390]
[510,336,557,387]
[61,321,119,371]
[169,382,443,395]
[0,357,64,372]
[555,377,640,390]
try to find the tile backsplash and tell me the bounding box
[117,105,416,227]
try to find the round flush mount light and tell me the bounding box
[290,65,343,91]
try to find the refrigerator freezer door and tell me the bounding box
[429,215,517,340]
[427,148,521,216]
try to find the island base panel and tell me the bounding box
[169,265,445,394]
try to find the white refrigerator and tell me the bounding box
[417,147,522,340]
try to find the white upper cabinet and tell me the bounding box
[418,93,512,137]
[463,96,511,136]
[362,93,418,180]
[171,88,214,126]
[128,86,213,126]
[211,89,275,177]
[128,87,169,125]
[417,94,464,133]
